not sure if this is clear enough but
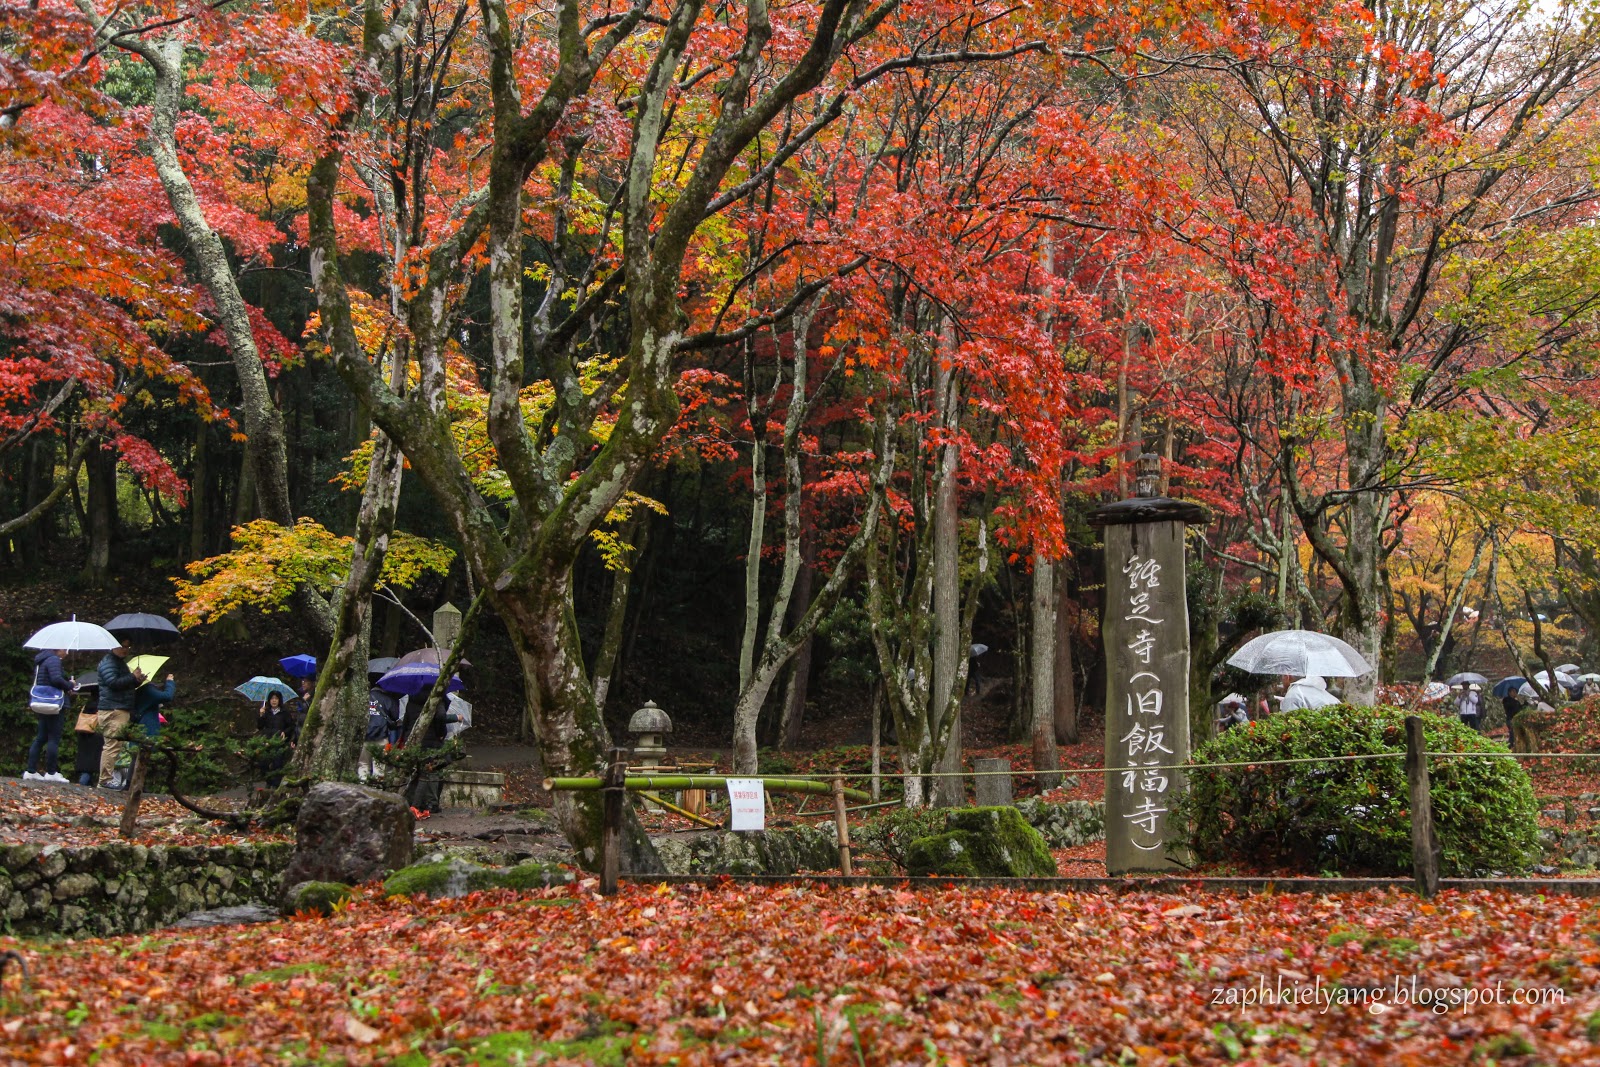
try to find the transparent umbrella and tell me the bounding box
[24,618,120,652]
[1446,672,1488,687]
[1226,630,1373,678]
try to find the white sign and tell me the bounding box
[727,778,765,831]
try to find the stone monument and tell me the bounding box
[1088,454,1207,874]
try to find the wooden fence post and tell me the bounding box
[1405,716,1439,898]
[832,770,853,876]
[119,749,149,839]
[600,746,627,896]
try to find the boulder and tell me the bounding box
[382,859,572,899]
[905,806,1057,878]
[278,783,414,906]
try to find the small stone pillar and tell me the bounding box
[973,758,1013,807]
[1089,454,1207,874]
[433,601,462,653]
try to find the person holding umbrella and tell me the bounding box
[24,647,75,783]
[1455,683,1484,733]
[96,641,144,789]
[257,690,295,787]
[132,664,177,740]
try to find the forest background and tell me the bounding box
[5,0,1600,858]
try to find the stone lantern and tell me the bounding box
[627,700,672,765]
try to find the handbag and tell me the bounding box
[75,710,99,733]
[29,664,66,715]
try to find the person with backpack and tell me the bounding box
[359,686,400,784]
[25,648,75,783]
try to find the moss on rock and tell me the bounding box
[382,859,573,899]
[904,806,1058,878]
[283,881,352,916]
[905,833,981,877]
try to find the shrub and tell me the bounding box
[1524,696,1600,770]
[1176,705,1539,876]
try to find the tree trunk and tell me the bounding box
[292,434,404,780]
[138,37,295,531]
[591,515,648,716]
[496,574,663,875]
[188,421,209,561]
[1030,553,1061,788]
[931,337,965,808]
[81,444,117,587]
[1053,565,1079,744]
[775,539,817,750]
[232,446,256,527]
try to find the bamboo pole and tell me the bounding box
[831,770,853,876]
[639,791,720,828]
[545,774,871,803]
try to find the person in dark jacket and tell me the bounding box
[257,691,294,786]
[73,682,103,787]
[401,692,461,813]
[288,679,313,739]
[25,649,74,783]
[96,644,144,788]
[133,672,177,739]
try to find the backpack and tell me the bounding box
[365,694,390,741]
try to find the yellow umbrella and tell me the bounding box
[127,654,169,682]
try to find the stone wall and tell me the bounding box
[653,825,840,876]
[0,841,291,939]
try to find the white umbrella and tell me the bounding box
[1533,670,1577,689]
[1420,681,1451,703]
[1556,663,1582,675]
[1226,630,1373,678]
[23,618,120,652]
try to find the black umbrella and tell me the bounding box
[104,613,181,645]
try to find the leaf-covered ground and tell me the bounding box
[0,780,285,849]
[4,882,1598,1065]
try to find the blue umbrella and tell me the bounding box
[377,662,464,696]
[235,676,297,703]
[1492,677,1527,698]
[279,654,318,678]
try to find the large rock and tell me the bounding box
[905,806,1057,878]
[278,783,414,906]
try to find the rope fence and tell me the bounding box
[567,748,1600,784]
[564,723,1595,896]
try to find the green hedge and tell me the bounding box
[1176,705,1539,876]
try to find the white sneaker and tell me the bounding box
[22,772,41,781]
[43,773,69,784]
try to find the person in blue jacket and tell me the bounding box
[25,649,75,783]
[133,671,177,739]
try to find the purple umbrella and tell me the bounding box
[377,662,464,696]
[279,654,318,678]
